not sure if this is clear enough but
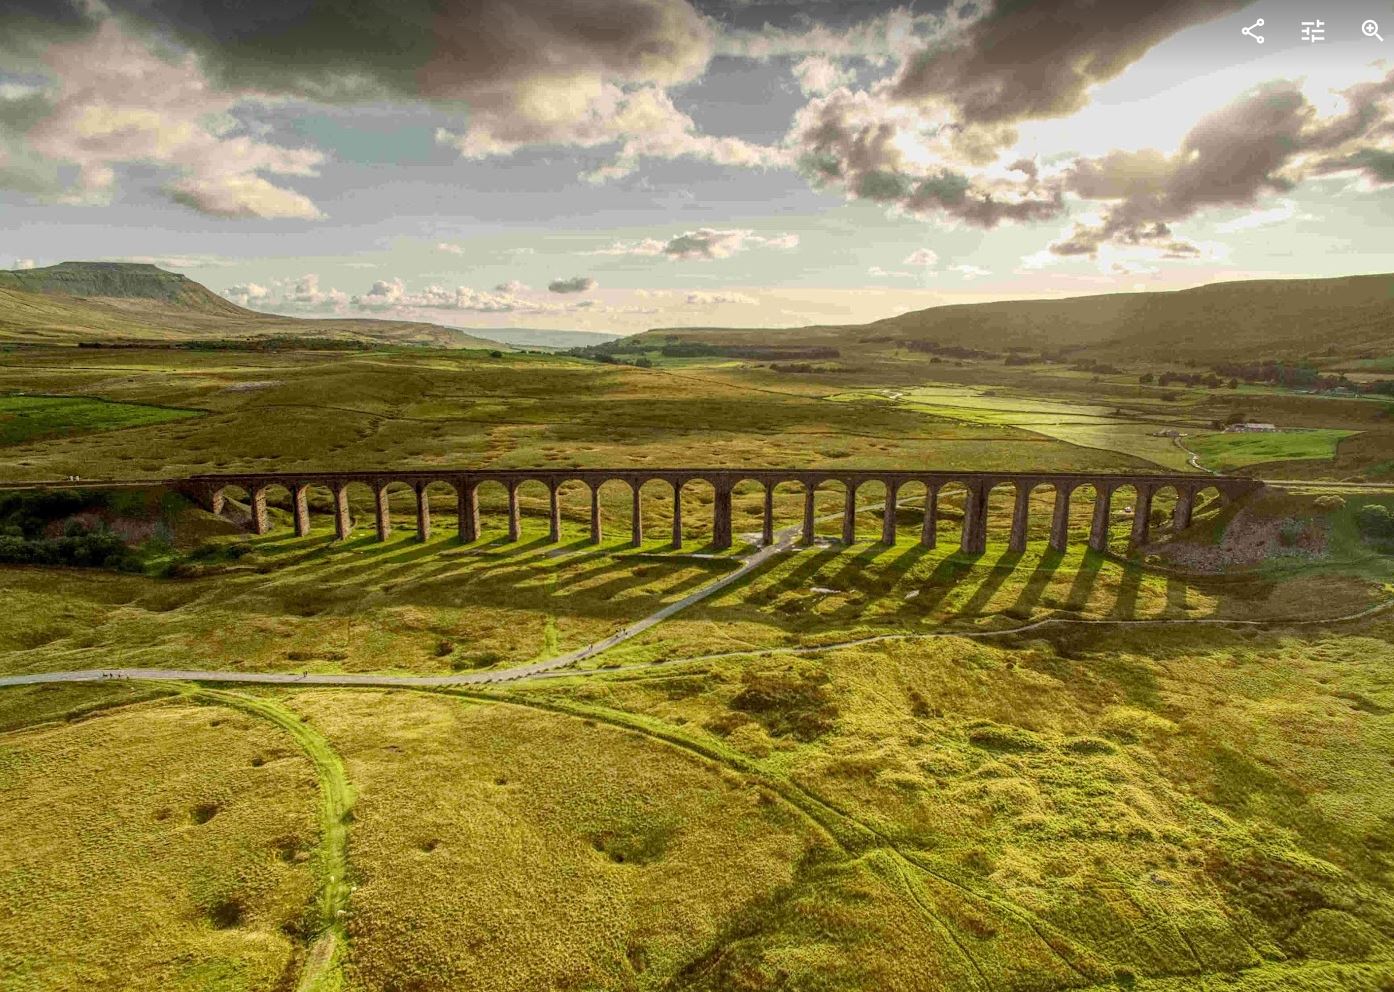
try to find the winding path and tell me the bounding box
[3,568,1391,692]
[0,514,808,691]
[3,480,1392,693]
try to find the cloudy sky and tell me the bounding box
[2,0,1392,334]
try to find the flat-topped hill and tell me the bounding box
[0,262,251,316]
[0,262,507,350]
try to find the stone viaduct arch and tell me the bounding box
[177,469,1262,556]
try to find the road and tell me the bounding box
[0,515,809,691]
[2,477,1392,694]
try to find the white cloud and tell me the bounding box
[719,8,957,64]
[685,290,759,305]
[792,55,854,96]
[354,279,556,313]
[493,279,530,293]
[868,265,914,278]
[352,278,406,309]
[439,83,784,182]
[436,242,466,254]
[13,21,324,219]
[588,228,798,259]
[760,233,801,250]
[279,273,349,311]
[1214,199,1305,233]
[117,254,229,269]
[951,264,990,279]
[548,276,598,294]
[589,238,667,256]
[223,281,270,306]
[671,228,802,260]
[167,174,321,220]
[903,248,938,267]
[14,258,36,270]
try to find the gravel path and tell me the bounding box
[3,488,1391,693]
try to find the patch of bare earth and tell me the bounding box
[1149,505,1328,573]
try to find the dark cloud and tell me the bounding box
[1316,148,1394,184]
[0,89,63,195]
[0,0,98,59]
[549,276,598,294]
[2,0,712,104]
[889,0,1250,126]
[789,88,1065,227]
[0,0,726,204]
[1053,76,1394,256]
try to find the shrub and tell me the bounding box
[1355,504,1394,544]
[729,664,839,741]
[0,525,134,570]
[966,723,1043,753]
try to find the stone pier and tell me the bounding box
[374,486,391,542]
[416,483,431,541]
[292,485,310,538]
[180,468,1259,558]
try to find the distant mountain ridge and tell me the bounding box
[636,272,1394,364]
[479,328,621,350]
[0,261,508,350]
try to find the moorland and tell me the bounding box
[2,265,1394,991]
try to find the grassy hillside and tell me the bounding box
[0,262,507,350]
[636,273,1394,365]
[2,481,1393,990]
[1,337,1393,988]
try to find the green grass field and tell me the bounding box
[0,394,203,446]
[0,697,320,991]
[1187,429,1359,473]
[1,342,1393,990]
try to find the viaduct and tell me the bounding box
[174,470,1263,555]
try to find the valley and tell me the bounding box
[1,267,1393,991]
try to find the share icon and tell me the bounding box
[1242,17,1265,43]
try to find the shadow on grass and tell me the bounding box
[1165,572,1192,616]
[952,548,1024,619]
[1005,548,1065,618]
[1061,551,1105,612]
[1108,561,1145,620]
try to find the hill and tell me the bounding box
[478,328,622,350]
[632,272,1394,364]
[0,262,507,350]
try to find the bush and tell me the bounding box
[729,664,839,741]
[1355,504,1394,543]
[0,524,134,570]
[966,723,1043,753]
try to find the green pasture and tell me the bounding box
[1188,428,1358,472]
[1,343,1394,990]
[0,349,1154,481]
[829,384,1199,471]
[0,394,203,446]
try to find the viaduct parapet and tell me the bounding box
[171,469,1263,555]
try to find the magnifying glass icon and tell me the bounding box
[1364,19,1384,41]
